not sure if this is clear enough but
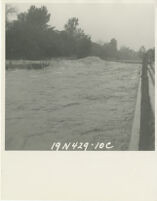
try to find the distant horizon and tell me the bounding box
[8,3,155,51]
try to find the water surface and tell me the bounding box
[5,57,140,150]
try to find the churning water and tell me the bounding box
[5,57,141,150]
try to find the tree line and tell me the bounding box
[6,5,154,61]
[6,5,91,59]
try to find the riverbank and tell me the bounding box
[6,57,142,70]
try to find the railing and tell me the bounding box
[129,51,155,150]
[140,51,155,150]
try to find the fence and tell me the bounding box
[129,51,155,150]
[139,53,155,150]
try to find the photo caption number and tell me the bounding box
[83,142,89,151]
[72,142,78,150]
[51,142,61,151]
[94,142,114,150]
[51,142,89,151]
[77,142,89,151]
[51,142,113,150]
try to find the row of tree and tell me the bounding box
[6,5,154,61]
[6,5,91,59]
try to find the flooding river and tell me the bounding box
[5,57,141,150]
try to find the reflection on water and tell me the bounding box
[5,57,141,150]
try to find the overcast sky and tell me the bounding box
[10,3,155,50]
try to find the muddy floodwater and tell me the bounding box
[5,57,141,150]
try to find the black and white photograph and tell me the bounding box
[5,2,155,151]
